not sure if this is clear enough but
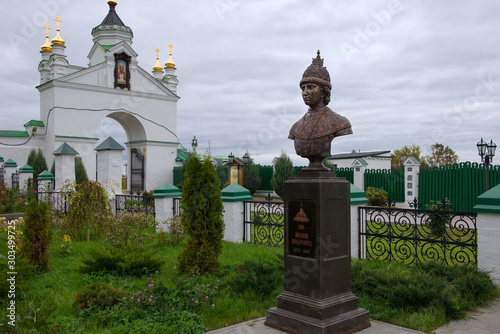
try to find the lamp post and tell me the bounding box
[228,152,234,164]
[243,152,249,166]
[477,138,497,191]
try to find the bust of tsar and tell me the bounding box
[288,50,352,171]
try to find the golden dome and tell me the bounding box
[51,16,65,46]
[153,47,163,72]
[107,0,118,5]
[41,23,52,52]
[165,42,176,68]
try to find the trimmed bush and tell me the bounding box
[365,187,388,206]
[243,155,261,195]
[20,199,51,271]
[178,157,224,275]
[74,282,125,310]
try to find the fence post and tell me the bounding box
[3,159,17,188]
[473,184,500,282]
[18,164,34,192]
[352,159,367,190]
[152,182,181,232]
[350,183,368,259]
[403,157,420,208]
[37,170,55,192]
[221,183,252,243]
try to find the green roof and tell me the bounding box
[23,120,45,127]
[0,130,29,137]
[38,170,54,180]
[0,156,3,162]
[221,183,253,202]
[53,142,78,155]
[176,149,193,162]
[99,43,117,51]
[19,164,35,173]
[473,184,500,214]
[152,182,181,198]
[95,137,125,151]
[4,159,17,167]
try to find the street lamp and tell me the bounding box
[242,152,249,166]
[228,152,234,164]
[477,138,497,191]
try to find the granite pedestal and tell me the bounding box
[266,172,370,334]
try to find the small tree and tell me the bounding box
[65,181,112,241]
[391,144,422,169]
[178,157,225,275]
[215,163,227,189]
[27,148,48,181]
[20,199,51,271]
[243,155,261,195]
[75,157,88,184]
[422,143,459,168]
[271,151,294,199]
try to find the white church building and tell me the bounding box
[0,0,180,193]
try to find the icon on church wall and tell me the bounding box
[114,52,131,90]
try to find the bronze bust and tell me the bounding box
[289,50,352,171]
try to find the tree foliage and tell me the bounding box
[64,181,112,241]
[27,148,48,180]
[422,143,459,168]
[178,157,225,275]
[271,152,294,199]
[215,163,227,189]
[391,144,422,169]
[20,199,51,271]
[243,155,261,195]
[75,157,89,184]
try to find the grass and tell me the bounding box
[0,222,497,333]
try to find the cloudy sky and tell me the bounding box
[1,0,499,166]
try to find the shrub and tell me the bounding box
[79,247,164,277]
[60,235,72,254]
[157,216,184,246]
[271,151,294,199]
[178,157,225,275]
[243,155,261,195]
[365,187,388,206]
[20,199,51,271]
[425,198,452,236]
[74,282,126,310]
[229,259,282,297]
[75,156,89,184]
[64,181,112,241]
[106,212,150,250]
[27,148,48,181]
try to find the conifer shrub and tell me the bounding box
[271,151,294,199]
[75,156,89,184]
[215,163,227,189]
[243,156,261,195]
[74,282,125,311]
[365,187,388,206]
[178,157,225,275]
[20,199,51,271]
[64,181,112,241]
[27,148,48,181]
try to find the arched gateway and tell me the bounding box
[0,1,180,193]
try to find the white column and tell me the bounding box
[221,183,253,243]
[55,154,75,188]
[152,181,181,232]
[404,159,421,207]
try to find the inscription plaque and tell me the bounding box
[288,201,316,258]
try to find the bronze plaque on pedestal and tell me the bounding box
[288,201,316,258]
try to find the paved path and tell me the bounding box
[208,297,500,334]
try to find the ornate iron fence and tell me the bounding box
[244,194,284,246]
[36,191,72,214]
[11,172,19,190]
[359,198,477,267]
[115,194,155,216]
